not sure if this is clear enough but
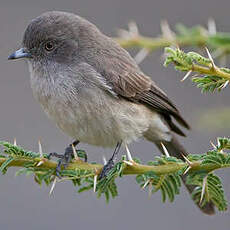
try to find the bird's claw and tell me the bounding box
[99,158,115,180]
[48,141,87,178]
[99,142,122,180]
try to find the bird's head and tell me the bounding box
[8,11,101,68]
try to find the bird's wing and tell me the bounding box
[100,57,190,136]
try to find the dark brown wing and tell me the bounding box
[101,58,190,136]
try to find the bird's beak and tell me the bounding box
[8,48,32,60]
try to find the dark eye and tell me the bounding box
[45,41,55,51]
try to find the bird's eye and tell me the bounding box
[45,41,55,51]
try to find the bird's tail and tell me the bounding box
[155,136,215,215]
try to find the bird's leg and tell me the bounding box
[48,140,87,178]
[99,142,122,180]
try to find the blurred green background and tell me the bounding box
[0,0,229,229]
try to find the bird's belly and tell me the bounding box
[39,91,151,147]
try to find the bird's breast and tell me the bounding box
[29,72,151,147]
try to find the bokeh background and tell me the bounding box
[1,0,230,229]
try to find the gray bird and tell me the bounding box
[8,11,214,214]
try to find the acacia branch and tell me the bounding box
[115,21,230,59]
[191,63,230,80]
[116,35,207,51]
[164,47,230,92]
[0,151,229,176]
[0,136,229,210]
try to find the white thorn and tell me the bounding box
[128,21,139,36]
[13,138,17,146]
[182,154,192,165]
[117,29,131,39]
[38,140,43,158]
[134,48,149,64]
[210,141,216,149]
[181,70,192,82]
[221,80,229,89]
[205,47,216,68]
[37,161,44,166]
[142,179,150,189]
[125,144,133,161]
[102,156,107,165]
[148,181,153,198]
[123,160,133,166]
[161,143,170,157]
[217,138,223,153]
[49,177,57,195]
[217,138,221,147]
[160,20,175,40]
[72,144,79,160]
[191,74,198,78]
[208,18,216,35]
[183,166,191,175]
[200,175,207,204]
[93,175,98,193]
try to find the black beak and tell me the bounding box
[8,48,32,60]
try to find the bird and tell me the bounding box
[8,11,214,214]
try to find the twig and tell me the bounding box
[0,154,229,176]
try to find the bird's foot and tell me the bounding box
[48,141,87,178]
[98,142,122,180]
[98,158,115,180]
[48,145,73,178]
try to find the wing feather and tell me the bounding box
[101,58,190,135]
[85,37,190,135]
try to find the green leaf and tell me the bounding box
[175,24,206,39]
[0,157,14,173]
[78,184,93,193]
[15,168,30,176]
[216,137,230,150]
[192,76,227,93]
[76,150,87,162]
[96,161,125,202]
[136,170,182,203]
[164,47,193,71]
[186,172,228,211]
[209,33,230,47]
